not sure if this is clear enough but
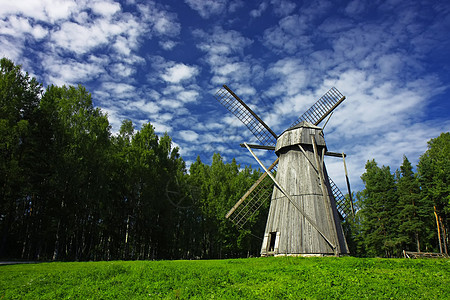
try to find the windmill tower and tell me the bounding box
[215,85,354,256]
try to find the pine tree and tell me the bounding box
[359,160,400,257]
[396,156,432,252]
[417,132,450,254]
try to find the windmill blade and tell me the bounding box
[226,159,278,228]
[215,85,277,147]
[290,87,345,128]
[328,177,353,219]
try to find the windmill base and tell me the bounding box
[262,253,342,257]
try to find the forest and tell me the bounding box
[1,57,449,261]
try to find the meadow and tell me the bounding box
[0,257,449,299]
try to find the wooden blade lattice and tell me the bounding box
[328,177,353,219]
[290,87,345,127]
[215,85,277,146]
[226,163,278,228]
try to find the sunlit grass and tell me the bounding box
[1,257,449,299]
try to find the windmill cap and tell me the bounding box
[275,121,326,153]
[286,121,322,132]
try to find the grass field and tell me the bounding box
[0,257,449,299]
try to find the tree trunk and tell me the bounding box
[415,232,420,253]
[434,206,443,253]
[440,215,448,254]
[53,219,60,261]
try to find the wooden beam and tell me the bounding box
[311,136,339,255]
[298,144,318,173]
[314,96,346,126]
[223,85,278,139]
[239,143,275,150]
[325,151,346,158]
[342,152,354,216]
[225,157,279,219]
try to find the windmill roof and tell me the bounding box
[275,121,326,153]
[285,121,321,132]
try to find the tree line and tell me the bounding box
[346,132,449,257]
[0,58,267,260]
[1,58,448,260]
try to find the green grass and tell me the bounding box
[0,257,449,299]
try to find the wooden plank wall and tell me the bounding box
[261,124,347,255]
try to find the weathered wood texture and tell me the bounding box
[261,122,348,256]
[275,123,325,152]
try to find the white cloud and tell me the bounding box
[137,3,180,37]
[270,0,296,16]
[326,120,450,191]
[0,0,77,22]
[42,56,106,86]
[51,21,110,55]
[99,106,122,134]
[159,40,177,50]
[161,63,199,83]
[90,0,121,17]
[250,1,268,17]
[0,16,49,40]
[113,36,132,56]
[263,14,311,54]
[146,121,172,134]
[184,0,228,18]
[177,90,199,103]
[153,14,179,36]
[109,63,135,77]
[102,82,135,97]
[0,37,23,62]
[193,27,255,86]
[178,130,200,142]
[130,99,161,114]
[160,98,184,109]
[194,27,253,56]
[345,0,367,15]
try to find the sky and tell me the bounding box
[1,0,449,193]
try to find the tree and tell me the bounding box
[341,192,365,256]
[37,84,111,260]
[187,153,267,258]
[0,58,281,261]
[417,132,450,254]
[358,160,399,257]
[396,156,433,252]
[0,58,42,258]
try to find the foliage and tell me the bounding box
[355,132,450,257]
[187,153,267,258]
[0,57,42,259]
[418,132,450,254]
[396,156,434,253]
[0,257,448,299]
[358,160,399,257]
[0,58,265,261]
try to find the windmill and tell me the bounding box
[214,85,354,256]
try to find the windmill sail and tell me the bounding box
[290,87,345,128]
[226,159,278,228]
[328,177,353,219]
[215,85,277,146]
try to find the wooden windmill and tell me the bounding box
[214,85,354,256]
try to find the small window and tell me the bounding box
[268,232,277,252]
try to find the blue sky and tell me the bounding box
[1,0,449,192]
